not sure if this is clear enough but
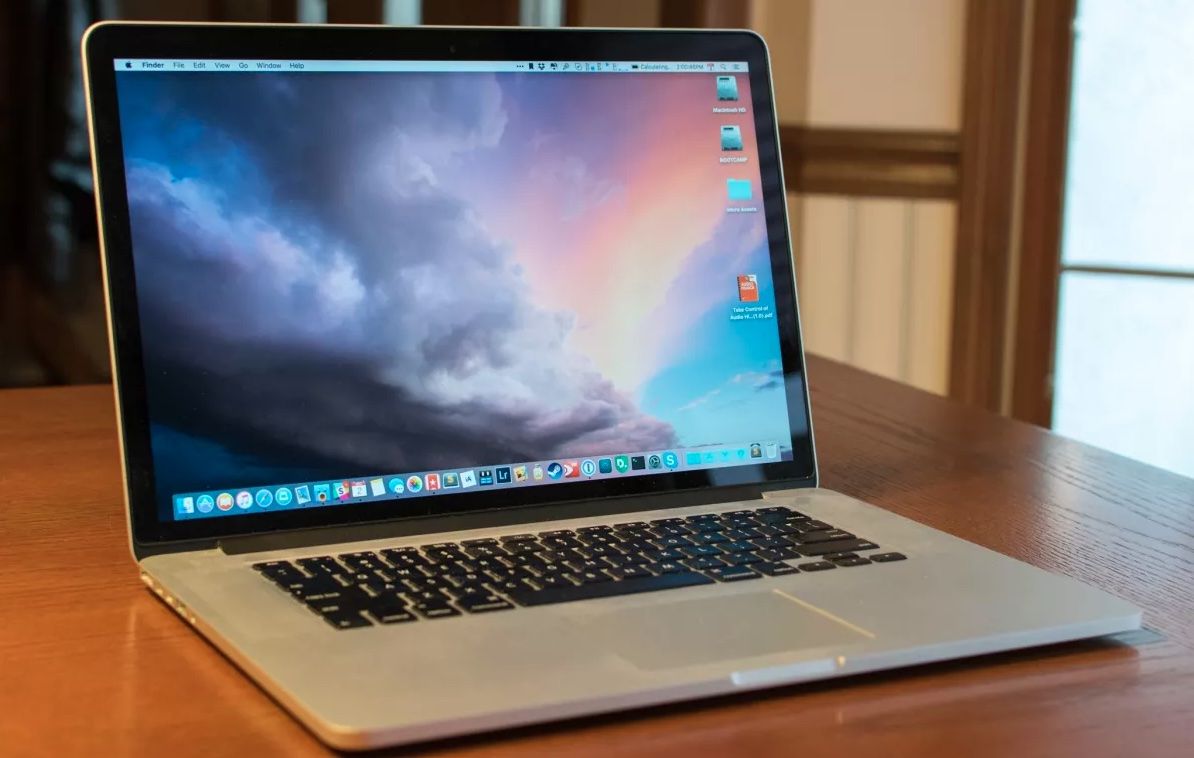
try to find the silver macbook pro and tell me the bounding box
[82,22,1140,750]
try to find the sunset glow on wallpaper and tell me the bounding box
[114,68,796,500]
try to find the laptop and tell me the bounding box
[82,22,1140,750]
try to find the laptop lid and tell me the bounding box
[83,24,816,553]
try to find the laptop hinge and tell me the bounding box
[217,485,768,556]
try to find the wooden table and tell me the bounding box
[2,355,1193,756]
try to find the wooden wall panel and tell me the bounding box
[796,195,955,395]
[908,201,956,394]
[852,199,905,380]
[797,195,851,362]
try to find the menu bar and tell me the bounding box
[115,59,749,74]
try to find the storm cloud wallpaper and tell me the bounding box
[114,68,796,504]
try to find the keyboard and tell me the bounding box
[252,505,907,629]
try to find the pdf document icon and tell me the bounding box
[737,274,759,302]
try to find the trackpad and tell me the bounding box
[575,591,870,670]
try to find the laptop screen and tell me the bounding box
[111,57,807,522]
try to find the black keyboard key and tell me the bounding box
[381,548,427,569]
[756,562,800,576]
[461,538,499,547]
[799,561,836,572]
[692,532,729,545]
[499,533,537,543]
[409,600,461,619]
[531,574,575,589]
[564,559,607,574]
[682,556,727,571]
[363,597,416,624]
[507,571,714,607]
[297,556,344,576]
[640,547,685,562]
[651,536,694,549]
[680,545,721,558]
[455,592,515,613]
[722,552,763,566]
[317,609,373,629]
[253,560,300,579]
[577,544,617,559]
[824,552,858,561]
[570,570,612,585]
[754,547,800,562]
[717,540,757,554]
[835,557,872,567]
[757,506,793,515]
[797,530,856,544]
[650,561,688,575]
[870,552,907,562]
[289,574,345,601]
[705,565,761,582]
[339,551,388,571]
[798,539,879,557]
[722,528,763,540]
[606,565,653,580]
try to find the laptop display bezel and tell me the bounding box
[83,23,818,550]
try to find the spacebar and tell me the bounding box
[507,572,715,607]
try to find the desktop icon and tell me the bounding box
[350,480,368,498]
[766,442,779,459]
[685,452,701,466]
[196,494,215,513]
[647,454,662,470]
[513,465,528,483]
[313,483,331,503]
[406,475,423,493]
[495,467,512,484]
[737,448,748,460]
[737,274,759,302]
[661,451,679,469]
[532,464,544,481]
[235,491,253,509]
[720,450,732,461]
[216,492,234,511]
[546,462,564,480]
[703,451,716,463]
[294,485,312,505]
[255,489,273,507]
[580,459,597,477]
[425,473,441,491]
[334,481,350,500]
[598,458,613,474]
[720,125,743,150]
[750,443,762,458]
[274,487,292,506]
[175,496,194,515]
[716,74,738,100]
[460,470,477,488]
[388,477,405,495]
[442,472,460,489]
[614,455,630,473]
[727,178,752,201]
[563,460,580,478]
[478,469,494,486]
[369,477,386,497]
[631,455,646,470]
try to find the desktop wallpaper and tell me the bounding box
[114,68,797,501]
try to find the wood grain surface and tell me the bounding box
[2,356,1193,756]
